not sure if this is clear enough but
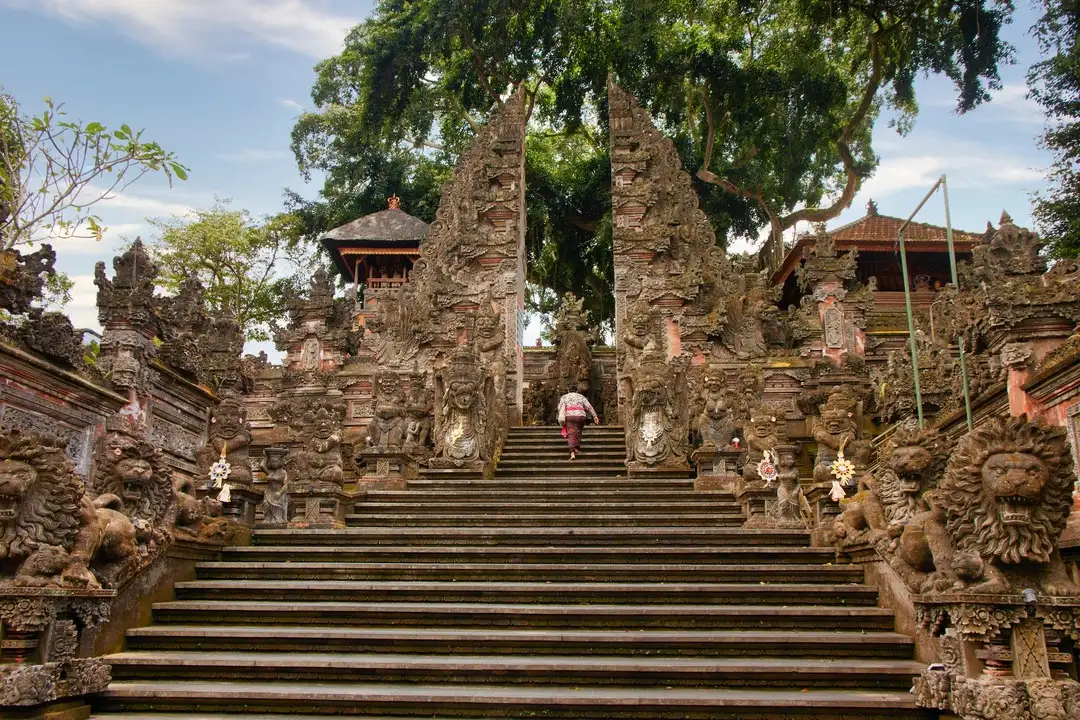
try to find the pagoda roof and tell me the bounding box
[771,202,983,285]
[320,206,429,278]
[321,208,429,245]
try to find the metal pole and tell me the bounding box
[940,176,974,430]
[897,179,943,429]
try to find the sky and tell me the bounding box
[0,0,1055,356]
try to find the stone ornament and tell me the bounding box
[258,446,290,526]
[431,345,494,470]
[625,353,689,471]
[0,589,115,708]
[832,421,948,554]
[196,391,252,490]
[813,389,858,484]
[692,367,737,451]
[366,372,408,451]
[741,409,782,483]
[402,373,434,458]
[0,420,177,591]
[300,400,346,489]
[172,476,229,543]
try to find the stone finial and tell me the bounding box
[866,198,879,216]
[388,194,402,210]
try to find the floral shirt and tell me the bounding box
[558,392,598,423]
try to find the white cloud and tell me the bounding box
[861,153,1043,199]
[39,222,145,256]
[216,148,291,163]
[82,187,196,219]
[3,0,358,59]
[280,98,304,112]
[64,274,101,333]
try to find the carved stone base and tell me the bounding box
[355,450,418,491]
[734,478,775,526]
[222,486,264,527]
[0,589,114,710]
[287,486,352,528]
[805,483,844,545]
[691,447,744,493]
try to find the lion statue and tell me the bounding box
[89,424,176,585]
[834,422,948,549]
[0,431,91,587]
[897,415,1077,596]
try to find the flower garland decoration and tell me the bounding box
[757,449,778,487]
[829,439,855,502]
[208,441,232,502]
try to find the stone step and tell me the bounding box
[508,426,626,435]
[221,545,840,565]
[92,715,477,720]
[172,580,878,605]
[343,513,746,527]
[194,562,860,583]
[500,441,627,451]
[364,490,734,503]
[497,449,627,458]
[407,478,695,491]
[126,625,914,658]
[150,601,899,630]
[251,527,813,547]
[493,462,630,472]
[96,681,929,718]
[353,500,740,513]
[105,651,924,689]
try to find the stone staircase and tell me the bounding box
[91,425,931,719]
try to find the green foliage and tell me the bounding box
[0,88,188,250]
[148,201,316,342]
[291,0,1014,325]
[1030,0,1080,257]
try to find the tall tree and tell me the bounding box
[1030,0,1080,257]
[148,202,315,342]
[0,88,187,250]
[291,0,1014,325]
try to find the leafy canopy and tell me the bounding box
[148,201,316,342]
[0,88,187,251]
[291,0,1014,326]
[1030,0,1080,257]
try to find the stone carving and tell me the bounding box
[881,415,1077,597]
[299,399,346,489]
[0,590,114,708]
[608,80,733,343]
[94,240,159,394]
[762,444,810,528]
[551,292,595,392]
[692,367,736,449]
[812,389,858,484]
[402,373,434,457]
[0,420,176,591]
[0,431,95,588]
[258,446,290,526]
[366,372,407,451]
[523,380,557,425]
[90,415,176,586]
[195,391,252,489]
[833,422,948,549]
[156,274,208,378]
[172,476,228,543]
[16,308,87,369]
[742,408,783,483]
[432,345,493,469]
[0,244,56,316]
[625,352,689,470]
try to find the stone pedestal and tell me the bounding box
[806,483,844,545]
[222,486,263,527]
[691,446,744,492]
[734,477,775,526]
[0,589,115,717]
[287,485,353,528]
[355,449,419,491]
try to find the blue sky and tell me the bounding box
[0,0,1054,351]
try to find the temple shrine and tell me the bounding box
[1,81,1079,720]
